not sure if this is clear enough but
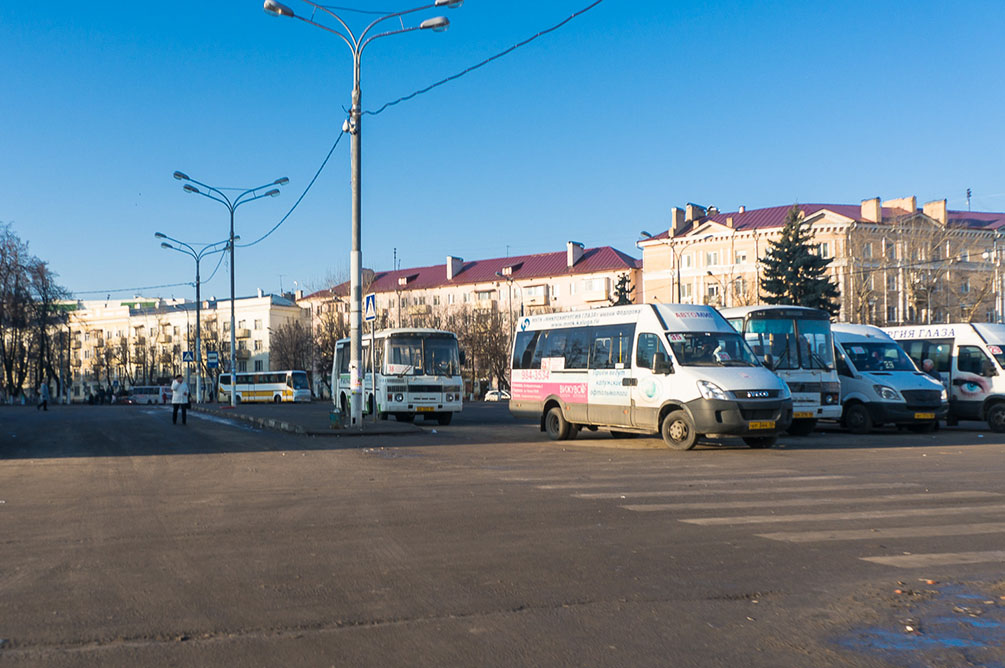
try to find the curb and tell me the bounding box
[190,405,423,438]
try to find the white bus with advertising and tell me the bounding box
[218,370,312,403]
[332,328,463,425]
[128,385,171,404]
[508,304,792,450]
[720,305,841,435]
[884,322,1005,431]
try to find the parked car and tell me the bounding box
[484,389,511,402]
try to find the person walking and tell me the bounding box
[37,380,50,411]
[171,374,190,425]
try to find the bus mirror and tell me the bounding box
[653,352,672,374]
[763,353,775,370]
[459,349,467,366]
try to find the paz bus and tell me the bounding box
[720,305,841,435]
[218,370,311,403]
[332,328,464,425]
[508,304,792,450]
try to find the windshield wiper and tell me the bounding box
[808,350,833,371]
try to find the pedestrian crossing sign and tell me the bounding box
[182,350,194,362]
[364,293,377,322]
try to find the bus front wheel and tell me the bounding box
[273,395,282,404]
[545,406,572,440]
[395,413,415,423]
[661,410,698,450]
[787,418,817,436]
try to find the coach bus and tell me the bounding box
[218,370,312,403]
[508,304,792,450]
[332,328,464,426]
[720,305,841,435]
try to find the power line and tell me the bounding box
[74,282,193,297]
[238,129,347,249]
[364,0,606,117]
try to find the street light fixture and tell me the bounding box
[265,0,460,427]
[155,232,236,404]
[173,171,287,407]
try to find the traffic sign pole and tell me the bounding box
[364,293,377,424]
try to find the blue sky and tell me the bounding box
[3,1,1005,300]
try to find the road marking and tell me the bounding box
[539,475,845,490]
[618,491,999,512]
[502,468,794,483]
[861,550,1005,568]
[758,522,1005,543]
[674,504,1005,526]
[575,482,920,499]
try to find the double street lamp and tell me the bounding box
[172,171,287,407]
[155,233,236,404]
[264,0,461,427]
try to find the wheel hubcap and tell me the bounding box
[669,420,688,441]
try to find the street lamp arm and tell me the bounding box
[289,10,356,53]
[234,189,282,209]
[190,188,233,210]
[184,177,234,205]
[155,233,198,256]
[359,2,440,43]
[360,25,423,53]
[234,181,287,206]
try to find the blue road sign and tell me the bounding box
[364,293,377,322]
[182,350,194,362]
[206,351,219,369]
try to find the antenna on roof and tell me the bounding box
[967,188,972,211]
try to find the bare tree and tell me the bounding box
[270,320,313,375]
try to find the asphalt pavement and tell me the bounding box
[2,403,1005,667]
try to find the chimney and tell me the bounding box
[923,199,948,225]
[726,217,734,228]
[670,207,685,237]
[567,241,585,268]
[882,196,917,215]
[295,289,303,300]
[446,255,463,281]
[738,205,745,213]
[257,288,263,298]
[860,197,882,223]
[685,203,707,222]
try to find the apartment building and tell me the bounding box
[299,241,642,330]
[62,291,308,400]
[638,197,1005,325]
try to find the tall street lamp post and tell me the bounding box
[155,233,235,403]
[264,0,461,427]
[172,171,287,407]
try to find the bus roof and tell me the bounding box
[884,322,1005,344]
[518,304,735,334]
[832,323,895,343]
[720,305,831,320]
[335,328,457,345]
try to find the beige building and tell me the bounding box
[63,291,308,401]
[638,197,1005,325]
[299,241,642,331]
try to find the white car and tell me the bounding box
[484,390,511,402]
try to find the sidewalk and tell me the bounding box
[191,401,424,437]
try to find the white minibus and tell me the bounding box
[832,324,947,433]
[218,370,312,403]
[884,323,1005,432]
[332,328,463,425]
[508,304,792,450]
[128,385,171,404]
[720,305,841,435]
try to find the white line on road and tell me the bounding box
[618,491,999,512]
[861,550,1005,568]
[758,522,1005,543]
[575,482,920,499]
[501,468,794,483]
[539,475,845,490]
[674,504,1005,525]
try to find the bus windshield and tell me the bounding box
[842,341,916,372]
[744,317,834,370]
[665,331,759,367]
[387,335,460,377]
[290,371,310,389]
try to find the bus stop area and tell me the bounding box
[191,401,424,437]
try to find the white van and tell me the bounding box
[884,323,1005,432]
[508,304,793,450]
[832,324,947,433]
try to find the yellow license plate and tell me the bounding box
[416,406,435,412]
[749,421,775,430]
[914,412,935,420]
[794,411,814,419]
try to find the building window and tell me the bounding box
[962,279,971,294]
[735,251,747,264]
[463,292,470,303]
[526,285,546,299]
[254,319,262,330]
[863,243,873,258]
[432,295,440,306]
[476,290,495,301]
[238,361,247,372]
[447,294,454,305]
[550,284,559,298]
[732,277,746,298]
[223,322,230,332]
[254,360,263,372]
[887,306,897,322]
[417,296,426,305]
[238,320,246,329]
[681,282,693,300]
[887,275,898,291]
[705,283,720,303]
[960,249,970,263]
[254,340,263,351]
[704,251,719,267]
[682,253,692,269]
[583,277,608,293]
[818,242,831,258]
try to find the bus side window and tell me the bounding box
[927,339,953,373]
[531,331,552,369]
[564,328,591,369]
[635,333,667,369]
[512,331,540,370]
[337,347,350,374]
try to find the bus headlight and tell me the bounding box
[779,383,791,400]
[873,384,901,401]
[394,393,404,402]
[941,388,948,402]
[697,380,728,401]
[446,393,454,402]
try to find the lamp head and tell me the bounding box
[434,0,463,7]
[420,16,449,32]
[264,0,295,17]
[265,189,281,198]
[183,184,200,194]
[640,230,652,238]
[173,171,189,181]
[274,177,289,186]
[160,242,173,250]
[154,232,167,239]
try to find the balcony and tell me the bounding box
[408,304,431,316]
[236,328,252,339]
[157,334,172,344]
[582,289,611,303]
[525,293,550,307]
[474,299,498,311]
[72,341,82,350]
[235,349,251,360]
[134,336,146,345]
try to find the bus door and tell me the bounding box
[587,324,635,426]
[952,341,995,419]
[631,331,670,430]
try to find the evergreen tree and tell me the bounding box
[609,274,634,306]
[759,205,840,315]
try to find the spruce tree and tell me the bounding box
[759,205,840,315]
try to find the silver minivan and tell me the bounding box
[832,324,947,433]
